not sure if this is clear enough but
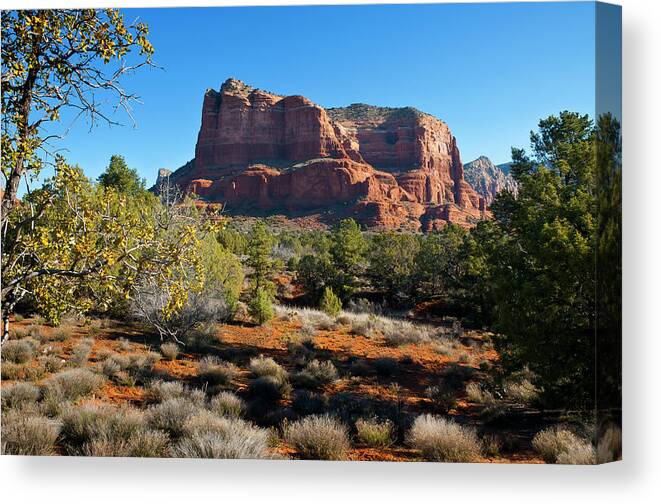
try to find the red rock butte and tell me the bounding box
[161,78,488,230]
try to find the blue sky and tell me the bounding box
[42,2,597,186]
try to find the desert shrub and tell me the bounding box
[482,434,502,458]
[374,357,399,377]
[60,404,147,452]
[147,398,201,437]
[249,355,288,381]
[465,383,495,404]
[39,354,65,373]
[13,314,25,322]
[292,390,328,416]
[596,425,622,463]
[355,417,394,448]
[183,323,218,352]
[50,328,70,342]
[424,384,458,414]
[532,426,594,464]
[160,342,180,361]
[132,283,232,343]
[171,422,273,459]
[349,314,377,337]
[248,287,274,325]
[1,382,41,410]
[503,378,539,404]
[70,340,93,366]
[25,325,44,340]
[145,380,205,405]
[1,410,61,455]
[284,414,350,460]
[117,338,132,351]
[198,356,239,387]
[248,375,292,403]
[319,287,342,317]
[1,362,22,380]
[81,428,169,458]
[42,368,104,402]
[431,337,457,356]
[381,320,434,347]
[407,414,481,462]
[209,391,245,419]
[295,359,339,389]
[1,339,35,363]
[100,357,122,378]
[556,442,596,465]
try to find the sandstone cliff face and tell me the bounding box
[165,78,487,230]
[463,156,518,205]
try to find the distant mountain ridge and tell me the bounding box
[463,156,518,205]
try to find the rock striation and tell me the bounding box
[162,78,488,230]
[463,156,518,205]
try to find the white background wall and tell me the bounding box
[1,1,658,503]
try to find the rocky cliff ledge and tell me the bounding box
[161,78,487,230]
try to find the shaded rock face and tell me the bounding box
[463,156,518,205]
[165,78,487,230]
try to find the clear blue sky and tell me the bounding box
[45,2,598,186]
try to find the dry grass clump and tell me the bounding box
[145,380,205,405]
[160,342,180,361]
[504,378,539,404]
[70,339,93,366]
[295,359,338,389]
[349,314,376,337]
[49,328,71,342]
[1,339,36,363]
[117,338,132,352]
[380,319,434,347]
[171,416,273,459]
[597,425,622,463]
[249,355,288,381]
[465,383,495,404]
[42,368,105,402]
[1,382,41,410]
[39,354,65,373]
[431,337,457,356]
[209,391,246,418]
[59,403,169,457]
[284,414,350,460]
[532,426,595,464]
[407,414,481,462]
[1,409,61,455]
[147,398,201,437]
[295,307,335,331]
[1,362,22,380]
[355,417,394,448]
[198,356,239,387]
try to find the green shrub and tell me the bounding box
[284,414,350,460]
[248,287,274,325]
[319,287,342,317]
[407,414,481,462]
[355,417,394,448]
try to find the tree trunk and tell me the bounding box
[1,313,10,344]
